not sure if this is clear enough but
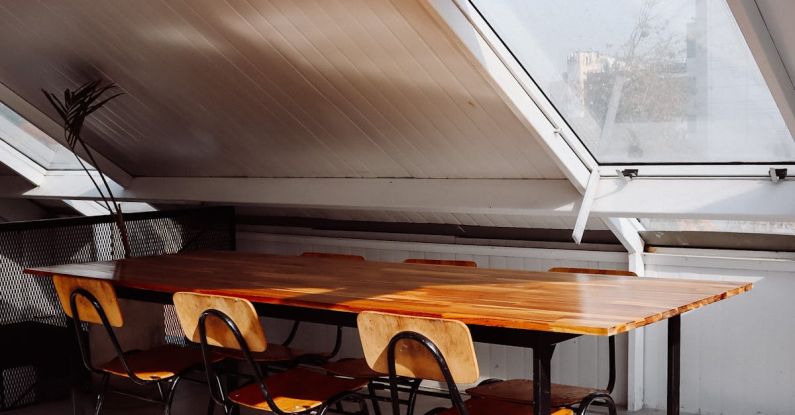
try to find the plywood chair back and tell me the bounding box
[300,252,365,261]
[53,275,124,327]
[404,258,477,267]
[357,311,479,384]
[548,267,637,277]
[173,292,267,353]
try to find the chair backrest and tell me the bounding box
[404,259,477,267]
[53,275,124,327]
[357,311,479,384]
[172,292,267,352]
[300,252,365,261]
[548,267,637,277]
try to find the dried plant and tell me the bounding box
[42,80,131,258]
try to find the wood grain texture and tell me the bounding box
[435,398,573,415]
[323,357,382,380]
[100,344,211,381]
[216,344,308,363]
[548,267,637,277]
[27,251,753,336]
[53,275,124,327]
[358,311,479,383]
[172,292,267,352]
[405,258,478,267]
[300,252,366,261]
[228,367,366,413]
[466,379,605,407]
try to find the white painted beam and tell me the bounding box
[572,170,600,244]
[0,138,46,185]
[0,82,133,186]
[593,178,795,220]
[603,216,646,411]
[7,176,795,221]
[63,200,111,216]
[0,176,582,217]
[727,0,795,141]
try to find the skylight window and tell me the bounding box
[0,102,87,170]
[471,0,795,164]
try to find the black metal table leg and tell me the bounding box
[667,315,681,415]
[533,344,555,415]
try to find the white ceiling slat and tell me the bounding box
[387,0,552,179]
[251,0,429,177]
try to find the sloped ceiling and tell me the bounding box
[0,0,564,180]
[0,163,15,176]
[756,0,795,92]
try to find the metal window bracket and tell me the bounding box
[769,168,787,182]
[618,168,639,182]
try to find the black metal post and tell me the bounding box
[667,315,681,415]
[533,344,554,415]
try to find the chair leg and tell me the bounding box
[366,382,382,415]
[576,393,617,415]
[163,377,182,415]
[94,374,109,415]
[206,395,215,415]
[405,379,422,415]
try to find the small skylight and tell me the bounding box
[0,102,88,170]
[471,0,795,165]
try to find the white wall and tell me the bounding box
[237,231,630,405]
[642,250,791,415]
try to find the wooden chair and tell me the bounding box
[323,258,477,415]
[466,268,636,415]
[357,311,572,415]
[172,292,369,415]
[53,275,208,415]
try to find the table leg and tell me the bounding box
[533,344,555,415]
[667,315,681,415]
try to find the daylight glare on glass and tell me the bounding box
[472,0,795,164]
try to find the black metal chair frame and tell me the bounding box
[475,336,617,415]
[304,323,425,415]
[67,288,184,415]
[196,308,366,415]
[382,331,470,415]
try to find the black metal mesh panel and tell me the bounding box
[0,206,234,409]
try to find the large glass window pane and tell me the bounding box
[471,0,795,164]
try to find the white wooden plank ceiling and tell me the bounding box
[756,0,795,91]
[0,163,16,176]
[0,0,564,179]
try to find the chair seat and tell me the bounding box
[436,398,573,415]
[466,379,608,407]
[323,358,383,380]
[101,344,217,381]
[215,344,308,363]
[229,367,368,413]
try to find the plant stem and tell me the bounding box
[66,132,113,213]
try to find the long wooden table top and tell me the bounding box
[25,250,752,336]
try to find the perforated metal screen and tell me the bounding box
[0,206,234,409]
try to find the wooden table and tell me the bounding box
[26,251,752,415]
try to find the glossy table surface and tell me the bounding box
[25,250,752,336]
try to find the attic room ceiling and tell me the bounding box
[0,162,16,176]
[756,0,795,91]
[0,0,564,179]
